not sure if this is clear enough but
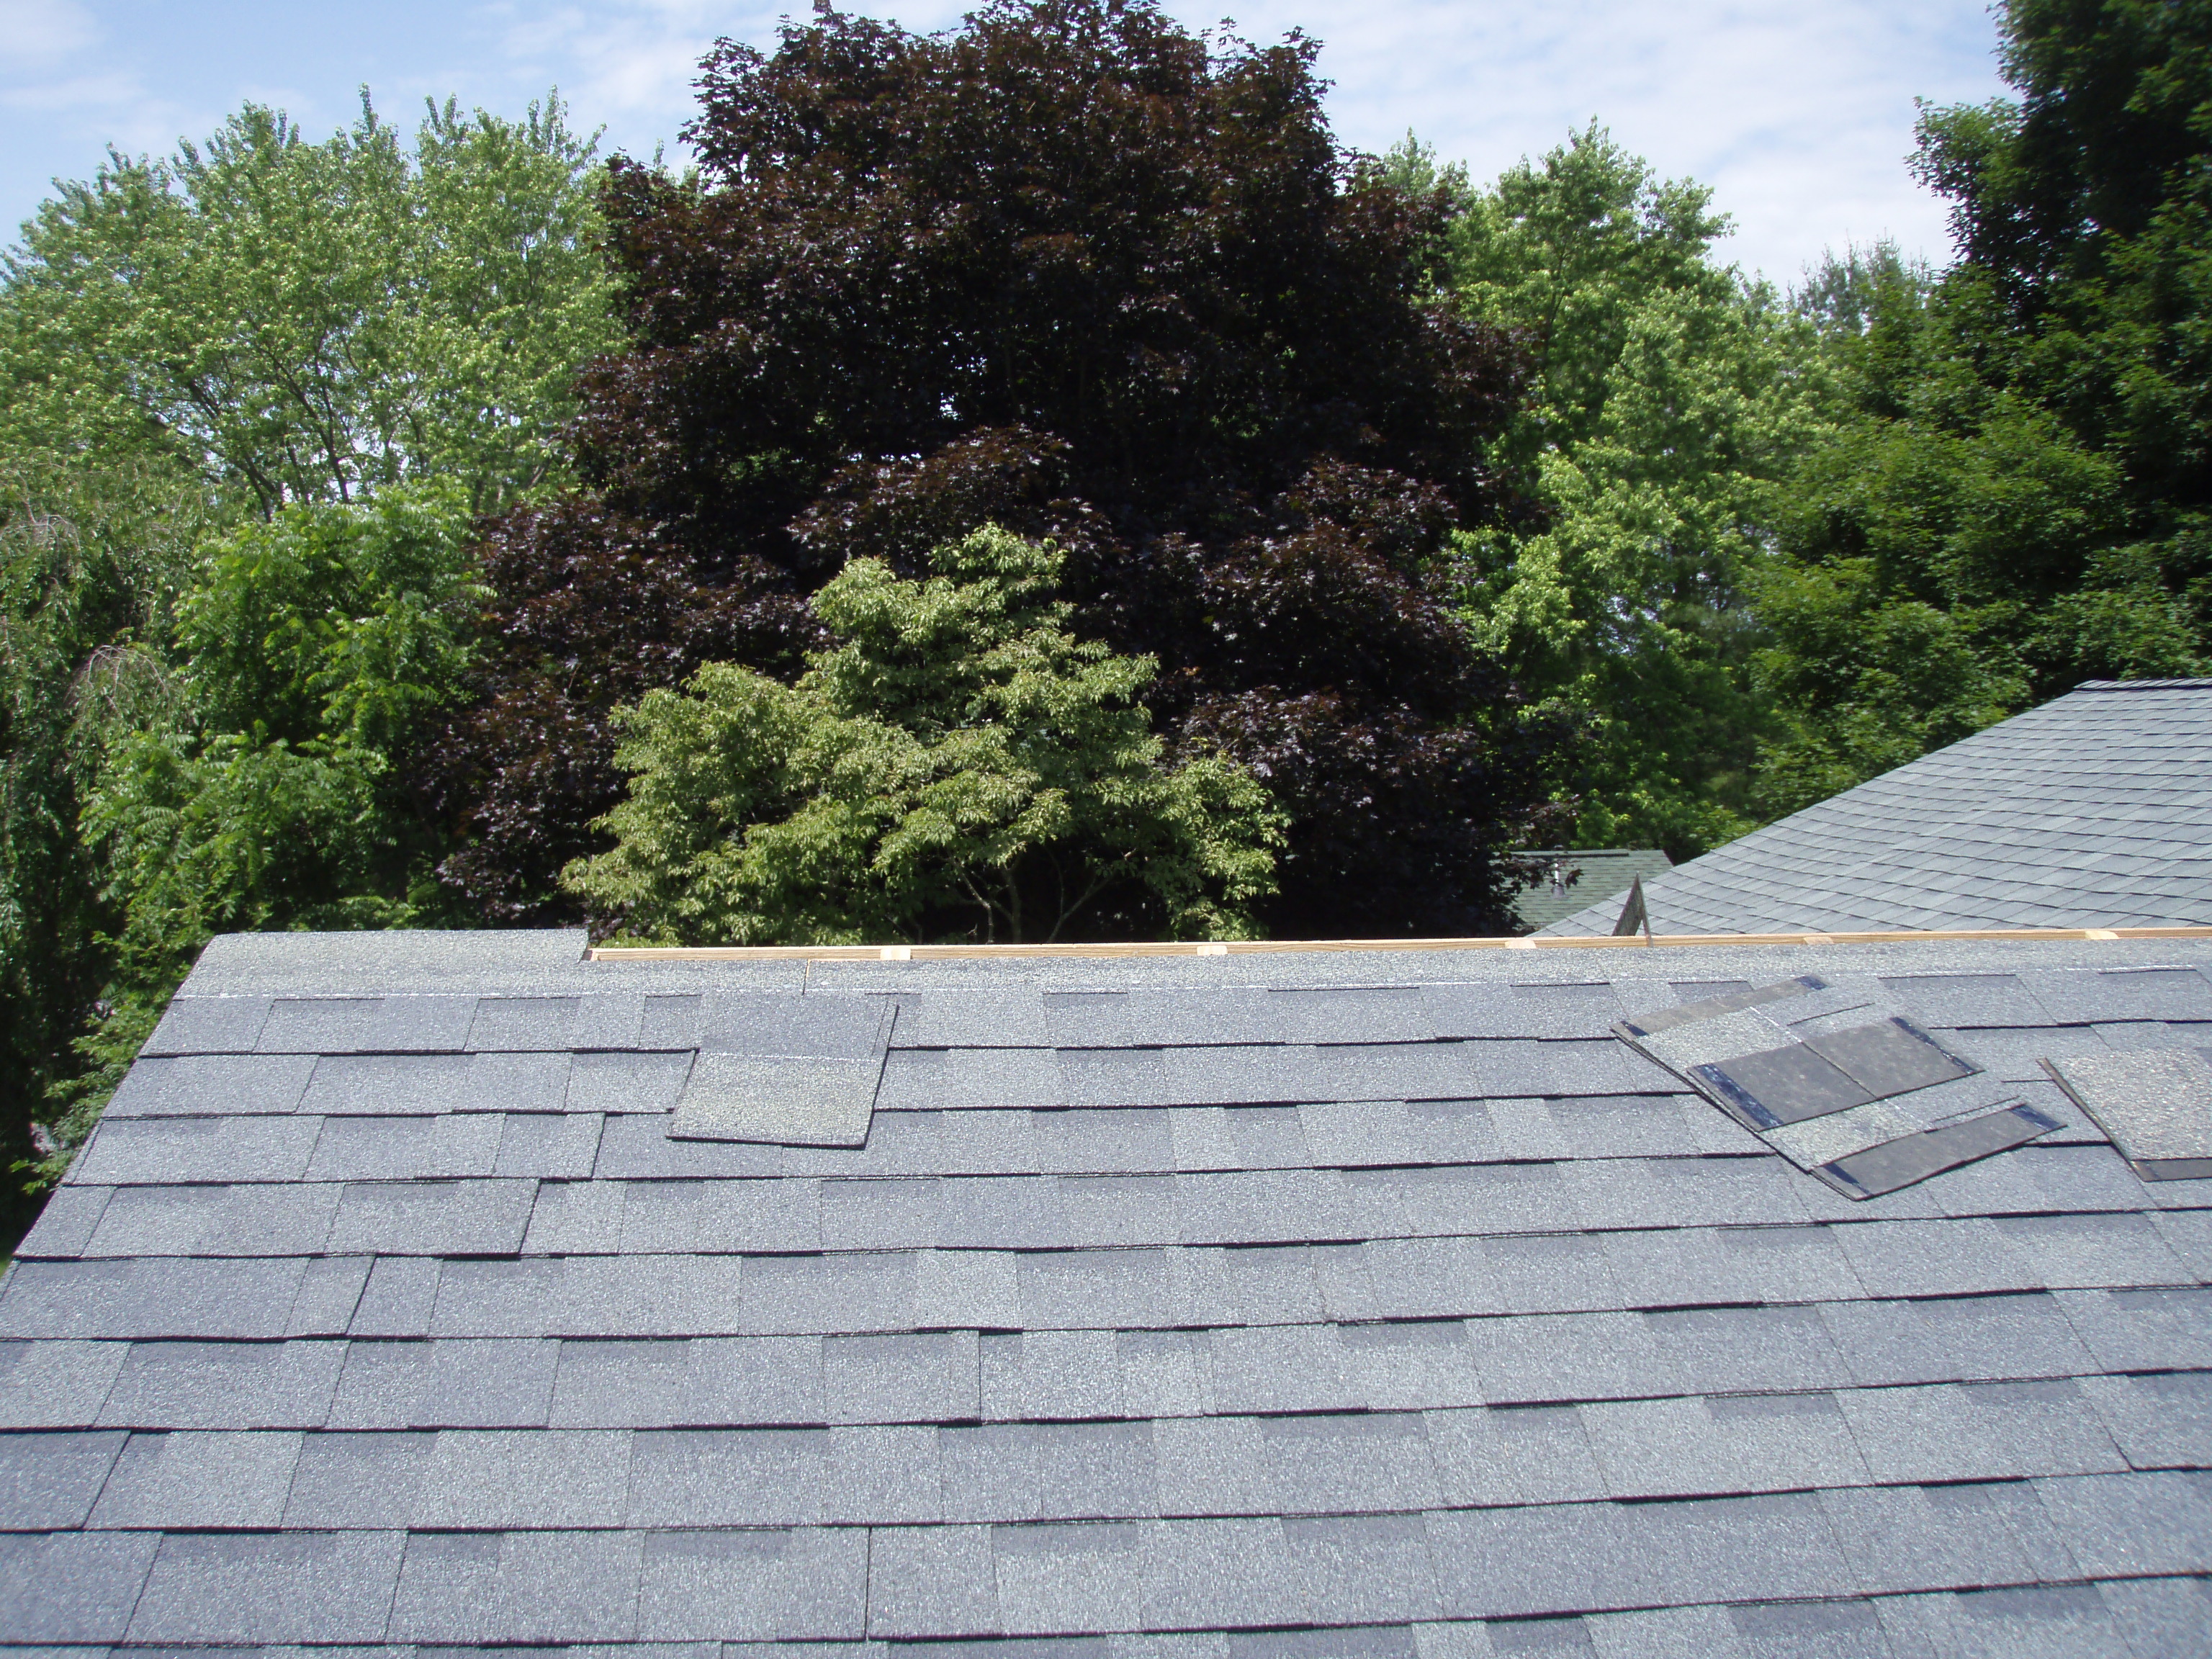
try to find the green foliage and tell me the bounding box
[0,94,620,516]
[1438,127,1826,858]
[0,460,207,1220]
[569,528,1284,945]
[440,0,1550,940]
[1751,0,2211,809]
[31,482,484,1187]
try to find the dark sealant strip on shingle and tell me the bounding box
[1817,1105,2065,1198]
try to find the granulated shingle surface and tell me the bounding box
[1540,678,2212,935]
[4,927,2211,1653]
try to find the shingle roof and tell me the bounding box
[1540,678,2212,938]
[1510,850,1674,933]
[6,925,2212,1653]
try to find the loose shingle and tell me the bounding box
[671,1053,884,1148]
[37,926,2212,1651]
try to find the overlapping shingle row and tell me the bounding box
[1,933,2208,1655]
[1540,678,2212,935]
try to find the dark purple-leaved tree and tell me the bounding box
[421,0,1567,938]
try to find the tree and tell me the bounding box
[1753,0,2209,810]
[0,459,207,1228]
[1434,127,1826,858]
[570,526,1282,944]
[0,89,625,1215]
[34,482,484,1186]
[426,0,1560,939]
[0,94,620,516]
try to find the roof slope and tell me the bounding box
[4,929,2212,1653]
[1511,849,1673,932]
[1541,678,2212,937]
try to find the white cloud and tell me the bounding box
[465,0,2008,279]
[0,0,98,69]
[0,0,2010,277]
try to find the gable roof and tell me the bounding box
[5,926,2212,1652]
[1510,848,1674,933]
[1541,678,2212,938]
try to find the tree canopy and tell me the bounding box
[1748,0,2209,815]
[0,94,619,515]
[425,0,1562,939]
[570,526,1282,945]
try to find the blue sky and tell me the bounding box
[1,0,2010,283]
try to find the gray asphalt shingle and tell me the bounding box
[1539,679,2212,935]
[9,925,2212,1650]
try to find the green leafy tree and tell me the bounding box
[35,482,484,1183]
[430,0,1557,940]
[1433,127,1827,858]
[569,527,1284,945]
[0,459,205,1225]
[0,93,620,516]
[1753,0,2209,811]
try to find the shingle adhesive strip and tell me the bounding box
[2042,1047,2212,1178]
[1615,977,2056,1196]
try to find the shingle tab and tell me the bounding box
[30,923,2212,1650]
[0,1529,162,1640]
[126,1529,406,1642]
[88,1427,302,1527]
[0,1429,126,1527]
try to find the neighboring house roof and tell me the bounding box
[1509,848,1674,933]
[5,925,2212,1653]
[1540,678,2212,938]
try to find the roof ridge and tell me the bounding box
[2072,676,2212,691]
